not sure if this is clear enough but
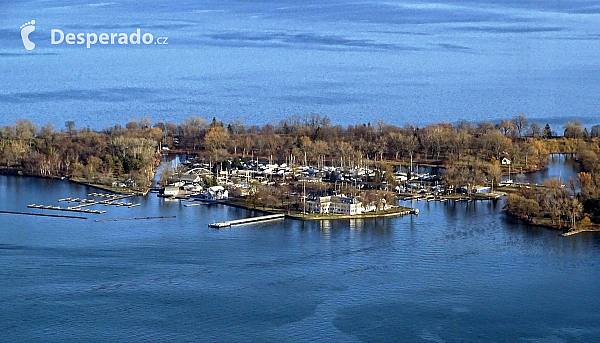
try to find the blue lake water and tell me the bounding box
[506,153,582,185]
[1,157,600,341]
[1,0,600,129]
[2,0,600,339]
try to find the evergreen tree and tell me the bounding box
[543,124,552,138]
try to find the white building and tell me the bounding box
[501,156,512,165]
[206,186,229,200]
[306,195,365,215]
[163,186,180,196]
[180,174,201,184]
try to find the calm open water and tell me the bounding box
[1,0,600,129]
[1,157,600,342]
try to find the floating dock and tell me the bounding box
[209,214,285,228]
[27,204,106,214]
[28,193,140,214]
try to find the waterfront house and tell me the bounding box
[306,196,331,214]
[306,195,365,215]
[180,174,201,184]
[206,186,229,200]
[163,186,180,197]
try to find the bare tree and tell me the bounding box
[512,114,529,137]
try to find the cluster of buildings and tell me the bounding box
[161,157,436,213]
[111,178,136,189]
[211,158,394,186]
[159,150,516,212]
[161,167,229,200]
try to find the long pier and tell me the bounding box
[209,214,285,228]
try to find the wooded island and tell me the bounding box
[1,115,599,231]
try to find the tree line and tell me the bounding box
[0,120,161,188]
[505,138,600,229]
[159,114,584,168]
[1,114,597,200]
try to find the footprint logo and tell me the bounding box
[20,20,36,50]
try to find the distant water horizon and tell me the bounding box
[1,0,599,129]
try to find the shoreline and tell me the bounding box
[0,172,416,222]
[284,207,415,221]
[0,171,151,196]
[69,179,146,195]
[223,199,415,221]
[0,150,162,196]
[562,228,600,236]
[2,171,597,231]
[183,197,417,221]
[504,211,600,236]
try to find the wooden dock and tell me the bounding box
[209,214,285,228]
